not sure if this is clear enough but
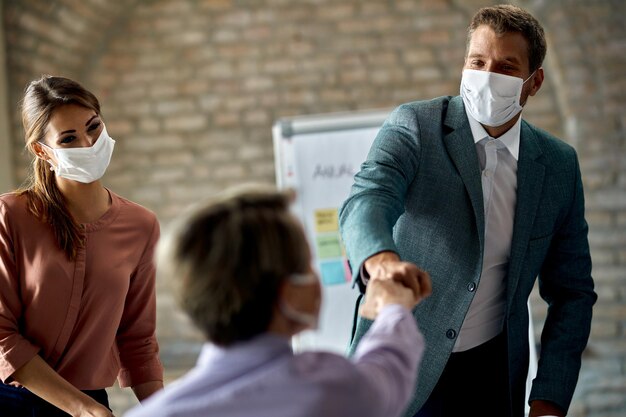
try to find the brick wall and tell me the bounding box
[3,1,624,415]
[530,1,626,416]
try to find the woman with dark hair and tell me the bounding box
[126,185,431,417]
[0,75,163,417]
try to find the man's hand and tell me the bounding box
[360,278,418,319]
[364,251,432,302]
[529,400,565,417]
[360,252,432,319]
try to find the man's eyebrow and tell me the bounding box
[467,53,522,64]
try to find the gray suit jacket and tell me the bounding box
[339,96,596,417]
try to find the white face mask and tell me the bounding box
[42,125,115,183]
[279,273,320,330]
[460,69,536,127]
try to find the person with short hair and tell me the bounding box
[340,4,596,417]
[126,186,431,417]
[0,75,163,417]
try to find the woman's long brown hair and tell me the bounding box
[17,75,101,260]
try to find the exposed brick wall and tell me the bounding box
[3,1,624,415]
[526,1,626,415]
[3,0,140,180]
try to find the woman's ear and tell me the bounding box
[31,142,49,160]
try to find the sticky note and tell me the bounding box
[320,260,349,286]
[314,208,338,233]
[316,234,342,259]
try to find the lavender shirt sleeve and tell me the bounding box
[351,304,424,417]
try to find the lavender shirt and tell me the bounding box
[126,304,423,417]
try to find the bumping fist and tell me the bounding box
[360,251,432,319]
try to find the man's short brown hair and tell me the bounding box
[161,185,310,346]
[467,4,547,72]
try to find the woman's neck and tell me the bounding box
[56,179,111,224]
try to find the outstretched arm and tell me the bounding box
[351,275,430,417]
[339,104,423,289]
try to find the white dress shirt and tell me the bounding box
[453,112,521,352]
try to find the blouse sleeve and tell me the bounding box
[0,199,41,382]
[116,216,163,387]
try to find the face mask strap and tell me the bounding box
[279,272,320,329]
[279,300,319,329]
[522,68,539,85]
[288,273,318,285]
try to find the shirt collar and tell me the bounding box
[198,333,292,369]
[465,109,522,161]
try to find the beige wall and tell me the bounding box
[0,6,13,193]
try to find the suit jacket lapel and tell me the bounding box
[443,97,485,250]
[507,121,545,304]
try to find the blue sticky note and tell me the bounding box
[319,260,347,286]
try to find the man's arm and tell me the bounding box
[529,154,597,413]
[339,104,422,289]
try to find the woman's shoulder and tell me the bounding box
[0,192,29,218]
[111,191,157,219]
[109,191,159,234]
[0,191,27,207]
[0,192,40,236]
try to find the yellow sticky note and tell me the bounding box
[314,208,338,233]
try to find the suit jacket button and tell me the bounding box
[446,329,457,339]
[467,282,476,292]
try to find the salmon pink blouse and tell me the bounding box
[0,191,163,389]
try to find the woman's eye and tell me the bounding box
[60,135,75,144]
[88,122,101,132]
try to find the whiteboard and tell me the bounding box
[272,108,391,353]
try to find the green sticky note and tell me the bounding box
[316,234,342,259]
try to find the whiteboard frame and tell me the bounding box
[273,108,392,189]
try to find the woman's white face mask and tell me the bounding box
[41,125,115,183]
[460,69,536,127]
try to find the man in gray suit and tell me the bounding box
[339,5,596,417]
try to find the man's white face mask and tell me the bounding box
[42,125,115,183]
[279,273,320,330]
[460,69,536,127]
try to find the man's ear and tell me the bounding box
[529,67,544,97]
[277,279,293,305]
